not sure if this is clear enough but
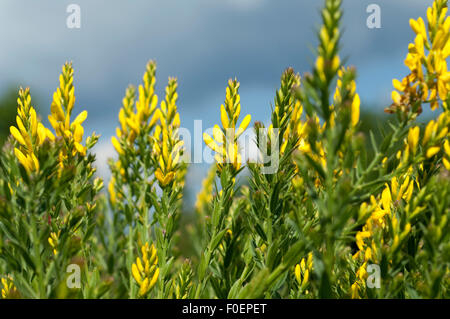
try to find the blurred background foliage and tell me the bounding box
[0,88,19,147]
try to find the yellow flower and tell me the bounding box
[131,242,160,297]
[10,88,51,173]
[1,276,19,299]
[48,63,88,159]
[294,253,313,290]
[356,231,371,251]
[407,126,420,155]
[48,231,60,256]
[351,282,360,299]
[334,67,360,128]
[204,79,250,173]
[426,146,441,158]
[112,136,124,155]
[351,93,361,127]
[112,62,159,158]
[153,77,185,188]
[389,0,450,113]
[108,177,117,206]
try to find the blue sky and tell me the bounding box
[0,0,435,205]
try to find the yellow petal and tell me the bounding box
[132,263,142,285]
[444,140,450,156]
[407,126,420,155]
[14,148,31,171]
[45,128,55,141]
[426,146,440,158]
[139,278,149,296]
[220,104,229,129]
[74,142,86,156]
[10,126,26,146]
[237,114,251,137]
[148,267,159,291]
[392,91,401,104]
[443,158,450,170]
[381,186,392,212]
[351,94,360,127]
[111,136,124,155]
[203,133,221,154]
[71,110,88,128]
[294,264,301,284]
[74,124,84,143]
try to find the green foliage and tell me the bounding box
[1,0,449,299]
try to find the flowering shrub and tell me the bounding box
[0,0,449,299]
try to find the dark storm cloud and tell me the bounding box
[0,0,430,135]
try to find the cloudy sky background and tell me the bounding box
[0,0,435,206]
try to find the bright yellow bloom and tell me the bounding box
[351,282,360,299]
[1,276,19,299]
[334,67,360,128]
[426,146,441,158]
[153,77,185,188]
[390,0,450,113]
[131,242,159,297]
[407,126,420,155]
[204,79,250,173]
[48,231,60,256]
[48,63,88,157]
[9,88,51,173]
[111,62,159,154]
[294,252,313,290]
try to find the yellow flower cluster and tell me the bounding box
[48,63,88,157]
[397,112,450,167]
[390,0,450,113]
[422,112,450,164]
[131,242,160,297]
[1,276,18,299]
[9,88,54,172]
[351,174,415,298]
[10,63,90,175]
[298,116,327,170]
[203,79,251,173]
[332,67,360,128]
[294,252,313,291]
[194,165,216,213]
[112,61,159,155]
[48,231,60,256]
[153,77,184,187]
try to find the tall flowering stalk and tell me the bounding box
[107,61,186,298]
[203,79,251,174]
[107,61,161,298]
[9,88,53,173]
[195,79,251,297]
[150,76,187,298]
[48,63,88,158]
[0,63,101,298]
